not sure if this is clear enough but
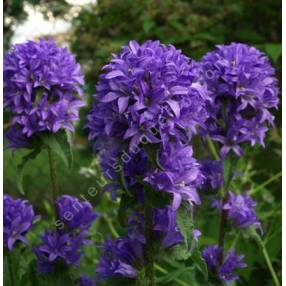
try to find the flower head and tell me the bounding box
[219,250,246,285]
[56,195,99,231]
[202,43,279,157]
[4,194,38,250]
[4,39,85,148]
[202,245,246,285]
[87,40,209,152]
[202,244,221,270]
[146,144,204,209]
[201,160,224,190]
[34,230,86,274]
[96,236,144,282]
[223,191,261,231]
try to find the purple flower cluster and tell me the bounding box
[35,195,98,274]
[200,160,224,190]
[56,195,99,231]
[202,245,246,285]
[96,236,144,281]
[97,206,186,282]
[34,230,86,274]
[4,194,38,251]
[202,43,279,157]
[87,40,208,206]
[223,191,261,231]
[87,40,209,152]
[146,144,204,209]
[4,39,85,148]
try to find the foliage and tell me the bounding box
[3,0,281,285]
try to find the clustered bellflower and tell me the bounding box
[202,43,279,157]
[4,194,39,251]
[87,40,209,205]
[97,206,189,282]
[35,195,98,274]
[4,39,85,148]
[223,191,261,231]
[202,245,246,285]
[87,40,209,151]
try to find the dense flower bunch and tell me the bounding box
[97,236,144,281]
[4,39,85,148]
[35,195,98,274]
[87,40,209,210]
[87,40,209,152]
[4,194,38,251]
[202,245,246,285]
[97,206,185,282]
[146,144,204,208]
[201,43,279,157]
[223,191,261,231]
[200,160,224,190]
[56,195,99,231]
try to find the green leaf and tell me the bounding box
[177,201,194,249]
[17,148,42,194]
[264,43,282,63]
[41,131,73,168]
[191,246,208,280]
[170,202,194,261]
[156,265,193,284]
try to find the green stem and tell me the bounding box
[255,234,281,286]
[250,171,282,195]
[103,214,119,238]
[207,136,220,160]
[144,200,155,286]
[47,146,58,217]
[154,264,189,286]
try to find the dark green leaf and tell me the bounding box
[17,148,42,194]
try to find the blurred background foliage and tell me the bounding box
[4,0,281,285]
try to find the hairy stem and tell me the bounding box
[47,146,58,217]
[217,155,236,264]
[144,200,155,286]
[254,233,281,286]
[218,191,229,264]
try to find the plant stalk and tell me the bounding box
[47,146,58,217]
[144,200,155,286]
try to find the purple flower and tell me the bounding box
[56,195,99,231]
[192,229,202,242]
[79,274,95,286]
[146,144,204,209]
[200,160,224,190]
[219,250,246,285]
[34,230,86,274]
[223,192,262,231]
[202,245,221,270]
[202,245,246,285]
[202,43,279,157]
[87,40,209,152]
[153,207,184,248]
[4,39,85,148]
[4,194,38,251]
[96,236,144,282]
